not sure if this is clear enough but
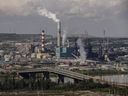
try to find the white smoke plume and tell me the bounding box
[37,8,60,37]
[0,0,124,19]
[77,39,86,64]
[37,8,60,23]
[62,30,68,46]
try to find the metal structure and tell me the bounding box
[18,67,92,83]
[56,21,78,59]
[41,30,45,52]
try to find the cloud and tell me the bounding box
[120,0,128,18]
[0,0,124,18]
[0,0,127,37]
[0,0,40,16]
[35,0,126,21]
[57,0,122,19]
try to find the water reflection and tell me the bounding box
[51,75,128,85]
[101,75,128,84]
[51,77,74,83]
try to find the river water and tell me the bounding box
[51,77,74,83]
[51,74,128,84]
[100,74,128,84]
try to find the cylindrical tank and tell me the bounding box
[36,53,42,59]
[4,55,10,62]
[35,46,40,53]
[31,53,36,58]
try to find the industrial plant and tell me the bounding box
[0,20,128,96]
[0,0,128,95]
[0,21,128,68]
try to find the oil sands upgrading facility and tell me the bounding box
[32,20,111,65]
[0,19,113,66]
[29,21,87,65]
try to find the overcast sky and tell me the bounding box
[0,0,127,37]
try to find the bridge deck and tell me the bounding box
[18,67,94,80]
[18,67,128,87]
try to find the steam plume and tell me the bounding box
[37,8,59,23]
[62,30,68,46]
[77,39,86,64]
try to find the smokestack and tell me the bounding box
[57,21,61,47]
[41,30,45,52]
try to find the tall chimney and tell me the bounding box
[57,21,61,47]
[41,30,45,52]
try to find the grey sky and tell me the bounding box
[0,0,127,37]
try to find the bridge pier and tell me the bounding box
[74,79,80,83]
[58,74,64,84]
[29,73,36,79]
[43,72,50,80]
[19,72,36,79]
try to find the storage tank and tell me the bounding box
[31,53,36,58]
[4,55,10,62]
[36,53,42,59]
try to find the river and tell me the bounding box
[100,74,128,84]
[51,74,128,85]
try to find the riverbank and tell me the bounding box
[0,70,128,95]
[72,69,128,76]
[0,91,113,96]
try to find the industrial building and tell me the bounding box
[55,22,78,59]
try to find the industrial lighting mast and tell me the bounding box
[41,30,45,52]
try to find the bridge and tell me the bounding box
[18,67,98,83]
[18,67,128,87]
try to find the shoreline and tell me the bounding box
[0,90,111,96]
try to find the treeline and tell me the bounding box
[0,73,128,96]
[0,72,109,91]
[0,75,109,91]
